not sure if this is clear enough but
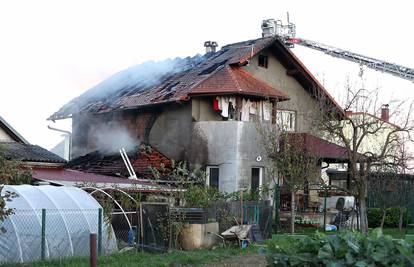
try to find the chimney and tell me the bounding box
[381,104,390,122]
[345,110,353,117]
[261,19,277,37]
[204,41,218,53]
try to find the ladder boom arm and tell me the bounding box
[287,38,414,82]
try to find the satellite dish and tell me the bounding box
[256,156,262,162]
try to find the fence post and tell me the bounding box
[98,208,102,256]
[90,233,97,267]
[274,183,280,234]
[323,187,327,232]
[41,209,46,261]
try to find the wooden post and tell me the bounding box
[98,209,102,256]
[41,209,46,261]
[240,190,244,224]
[90,233,97,267]
[323,187,327,232]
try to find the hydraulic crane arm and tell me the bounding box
[286,37,414,82]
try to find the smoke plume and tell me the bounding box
[93,122,138,153]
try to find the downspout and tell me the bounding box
[47,125,72,160]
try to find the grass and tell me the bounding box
[1,246,259,267]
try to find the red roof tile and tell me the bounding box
[282,132,350,162]
[50,37,343,120]
[190,66,289,99]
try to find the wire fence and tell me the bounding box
[0,200,280,265]
[0,208,117,264]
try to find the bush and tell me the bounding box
[367,207,411,228]
[266,229,414,266]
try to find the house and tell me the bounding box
[326,104,404,188]
[0,115,66,170]
[0,115,162,192]
[51,30,352,193]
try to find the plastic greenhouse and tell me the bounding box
[0,185,117,264]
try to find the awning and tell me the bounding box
[282,133,350,163]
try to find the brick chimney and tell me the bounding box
[345,110,353,117]
[204,41,218,53]
[381,104,390,122]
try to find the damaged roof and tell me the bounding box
[67,145,171,178]
[50,36,343,120]
[0,141,66,164]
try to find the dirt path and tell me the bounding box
[200,253,267,267]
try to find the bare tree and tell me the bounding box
[259,122,320,234]
[313,80,414,234]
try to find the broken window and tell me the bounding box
[277,110,296,131]
[251,167,263,191]
[207,166,219,189]
[258,55,268,68]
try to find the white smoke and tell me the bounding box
[93,122,139,153]
[79,55,205,103]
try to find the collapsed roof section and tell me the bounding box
[49,36,343,120]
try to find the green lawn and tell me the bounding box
[1,246,259,267]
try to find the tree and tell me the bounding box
[313,80,413,234]
[260,123,320,234]
[0,144,32,224]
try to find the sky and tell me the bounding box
[0,0,413,150]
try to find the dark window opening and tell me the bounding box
[209,167,219,189]
[258,55,268,68]
[251,168,261,191]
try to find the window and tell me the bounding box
[251,167,263,191]
[206,166,219,189]
[276,110,296,132]
[258,55,268,68]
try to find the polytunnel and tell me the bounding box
[0,185,117,264]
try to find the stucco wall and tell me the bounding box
[243,49,319,133]
[191,121,268,192]
[191,97,222,121]
[0,127,14,142]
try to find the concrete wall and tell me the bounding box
[71,108,160,158]
[191,121,268,192]
[0,127,14,142]
[149,103,193,160]
[243,49,319,133]
[191,97,222,121]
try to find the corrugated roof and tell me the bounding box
[50,36,343,120]
[33,168,162,192]
[0,141,66,164]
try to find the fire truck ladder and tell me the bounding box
[285,37,414,83]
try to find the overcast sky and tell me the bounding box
[1,0,413,150]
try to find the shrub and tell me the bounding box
[266,229,414,266]
[367,208,382,228]
[367,207,411,228]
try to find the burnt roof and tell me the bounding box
[67,145,171,178]
[50,37,343,120]
[0,141,66,164]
